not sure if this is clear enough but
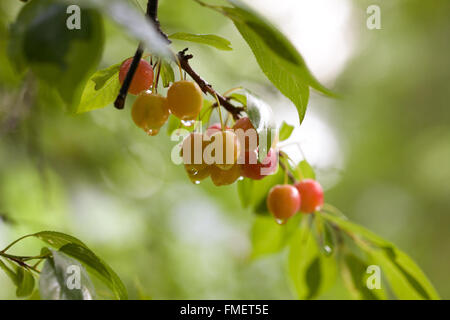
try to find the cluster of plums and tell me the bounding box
[267,179,324,223]
[181,117,278,186]
[119,58,203,136]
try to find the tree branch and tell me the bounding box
[114,0,169,110]
[146,0,170,43]
[114,44,144,110]
[177,48,244,120]
[114,0,244,120]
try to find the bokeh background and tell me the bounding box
[1,0,449,299]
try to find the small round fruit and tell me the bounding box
[185,164,211,184]
[205,123,231,137]
[210,164,241,186]
[241,149,277,180]
[233,117,258,152]
[294,179,324,213]
[119,58,154,95]
[131,93,169,133]
[181,132,209,166]
[209,130,240,170]
[167,80,203,121]
[267,184,301,221]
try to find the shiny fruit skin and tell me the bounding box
[167,80,203,121]
[181,132,209,166]
[205,123,231,137]
[210,164,241,186]
[131,93,169,134]
[209,130,241,170]
[233,117,258,152]
[119,58,154,95]
[241,149,277,180]
[185,164,211,184]
[267,184,301,220]
[294,179,324,213]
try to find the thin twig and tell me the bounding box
[177,48,244,119]
[147,0,170,43]
[114,0,244,120]
[278,156,297,183]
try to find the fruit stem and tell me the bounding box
[213,92,225,131]
[223,87,244,97]
[284,167,288,184]
[278,152,297,183]
[172,50,184,80]
[153,60,162,94]
[176,49,244,120]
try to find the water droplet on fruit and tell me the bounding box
[187,168,199,175]
[237,176,244,181]
[194,180,201,185]
[181,119,194,127]
[146,128,159,136]
[275,218,287,225]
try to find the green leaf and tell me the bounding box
[76,63,121,113]
[245,92,277,161]
[312,214,335,257]
[39,250,95,300]
[59,243,128,300]
[169,32,232,51]
[70,0,170,57]
[0,258,19,286]
[160,60,175,88]
[287,218,337,299]
[341,253,385,300]
[229,93,247,105]
[368,246,436,300]
[298,160,316,180]
[9,0,104,111]
[33,231,87,249]
[1,231,127,299]
[0,10,21,86]
[279,122,294,141]
[167,115,181,136]
[31,231,127,299]
[16,268,35,298]
[321,212,440,300]
[218,0,335,123]
[251,214,301,258]
[91,63,121,91]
